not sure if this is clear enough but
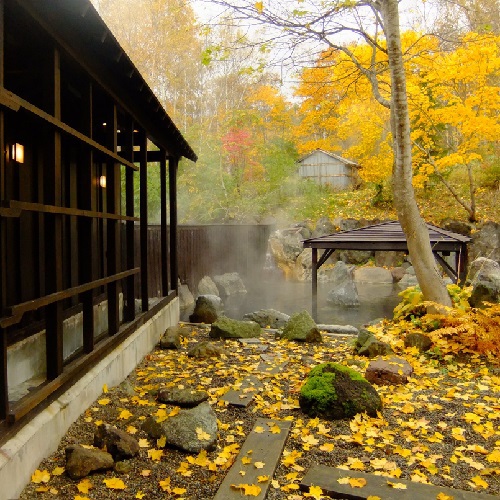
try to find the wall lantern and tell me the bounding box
[99,175,107,188]
[10,143,25,164]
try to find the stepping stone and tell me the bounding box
[221,375,263,407]
[300,464,499,500]
[213,418,292,500]
[239,338,269,352]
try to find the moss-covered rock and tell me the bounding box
[209,316,261,339]
[299,362,382,419]
[281,310,322,342]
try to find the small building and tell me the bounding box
[298,149,360,190]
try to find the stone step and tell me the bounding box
[220,375,263,407]
[300,464,499,500]
[213,418,292,500]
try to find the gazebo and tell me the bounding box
[302,221,471,320]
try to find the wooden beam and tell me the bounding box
[312,248,318,322]
[0,88,138,171]
[160,151,168,296]
[139,129,148,311]
[169,157,178,292]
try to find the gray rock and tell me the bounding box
[355,328,374,350]
[157,387,209,407]
[162,401,218,453]
[213,272,247,297]
[178,284,195,310]
[188,341,228,358]
[327,262,360,307]
[354,266,393,284]
[336,249,373,265]
[469,222,500,263]
[93,424,140,461]
[397,266,419,289]
[299,362,382,419]
[209,316,261,339]
[114,461,133,474]
[374,251,405,268]
[243,308,290,328]
[159,325,188,350]
[197,276,220,297]
[365,356,414,385]
[317,324,359,335]
[441,219,473,237]
[65,445,114,479]
[467,257,500,307]
[358,337,394,357]
[405,332,433,352]
[281,310,322,343]
[141,416,164,440]
[391,266,406,282]
[312,217,336,238]
[189,295,223,324]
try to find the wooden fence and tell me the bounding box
[133,224,274,298]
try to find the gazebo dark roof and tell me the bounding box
[303,220,471,320]
[303,220,470,252]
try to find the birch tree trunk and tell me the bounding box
[378,0,452,307]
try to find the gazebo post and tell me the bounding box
[312,248,318,321]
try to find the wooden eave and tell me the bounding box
[15,0,197,162]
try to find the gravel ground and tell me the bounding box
[20,324,500,499]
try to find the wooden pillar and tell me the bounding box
[160,151,168,296]
[79,82,95,353]
[106,105,120,334]
[45,48,64,380]
[312,248,318,322]
[123,120,135,322]
[168,156,179,293]
[139,129,148,311]
[457,244,468,285]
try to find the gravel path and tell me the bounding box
[20,324,500,499]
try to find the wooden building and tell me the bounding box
[0,0,196,469]
[298,149,360,189]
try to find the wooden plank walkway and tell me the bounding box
[214,418,292,500]
[300,464,499,500]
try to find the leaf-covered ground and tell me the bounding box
[21,310,500,500]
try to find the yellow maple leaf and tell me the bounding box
[140,469,151,477]
[367,496,382,500]
[471,475,488,489]
[254,426,265,433]
[103,477,126,490]
[270,424,281,434]
[77,478,93,494]
[118,409,134,420]
[159,477,171,492]
[35,486,49,493]
[172,487,187,495]
[254,461,265,469]
[401,403,415,414]
[136,492,146,499]
[157,435,167,448]
[98,398,110,405]
[436,493,455,500]
[257,475,270,482]
[196,427,211,441]
[31,469,51,484]
[486,449,500,463]
[319,443,335,452]
[346,457,365,470]
[75,496,91,500]
[231,483,262,496]
[304,484,324,499]
[127,425,138,435]
[51,466,65,476]
[147,448,164,461]
[387,481,407,489]
[242,456,252,465]
[349,477,367,488]
[254,2,264,14]
[138,438,150,448]
[102,383,108,393]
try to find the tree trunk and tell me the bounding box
[379,0,452,307]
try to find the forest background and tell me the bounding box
[92,0,499,227]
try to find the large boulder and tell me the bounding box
[354,266,393,284]
[281,310,322,343]
[243,308,290,328]
[93,424,140,461]
[197,276,220,297]
[161,402,218,453]
[65,445,114,479]
[188,341,228,358]
[209,316,261,339]
[213,272,247,297]
[469,222,500,264]
[157,387,209,408]
[365,356,414,385]
[312,217,336,238]
[268,228,304,279]
[160,325,189,350]
[467,257,500,307]
[299,362,382,419]
[374,251,405,268]
[189,295,223,324]
[327,262,360,307]
[178,283,195,310]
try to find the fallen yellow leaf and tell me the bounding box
[387,481,407,489]
[98,398,110,405]
[103,477,126,490]
[471,475,488,489]
[51,466,65,476]
[196,427,211,441]
[254,461,265,469]
[304,484,323,499]
[31,469,51,484]
[147,448,164,461]
[231,483,262,496]
[77,478,93,494]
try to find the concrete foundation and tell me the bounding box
[0,298,179,500]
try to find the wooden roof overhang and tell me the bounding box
[303,221,471,320]
[12,0,197,162]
